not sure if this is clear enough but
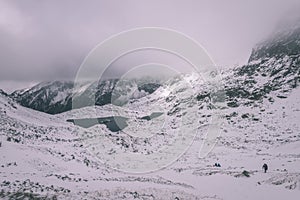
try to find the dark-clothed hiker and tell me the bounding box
[262,163,268,173]
[214,163,221,167]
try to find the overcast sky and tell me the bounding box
[0,0,300,92]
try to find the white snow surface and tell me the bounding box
[0,74,299,199]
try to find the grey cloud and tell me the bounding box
[0,0,300,83]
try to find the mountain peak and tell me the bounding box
[0,89,8,96]
[249,19,300,63]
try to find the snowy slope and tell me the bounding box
[2,72,299,200]
[52,70,300,199]
[0,92,203,199]
[1,75,300,199]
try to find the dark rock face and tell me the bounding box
[0,89,7,97]
[138,83,161,94]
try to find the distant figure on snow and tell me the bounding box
[262,163,268,173]
[214,163,221,167]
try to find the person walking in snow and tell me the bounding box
[262,163,268,173]
[214,163,221,167]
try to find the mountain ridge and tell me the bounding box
[10,79,162,114]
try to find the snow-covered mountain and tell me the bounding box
[0,21,300,199]
[11,80,161,114]
[222,21,300,109]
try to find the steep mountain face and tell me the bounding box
[11,80,161,114]
[11,81,74,114]
[215,23,300,110]
[249,22,300,62]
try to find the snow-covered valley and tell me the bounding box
[1,70,300,199]
[1,17,300,200]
